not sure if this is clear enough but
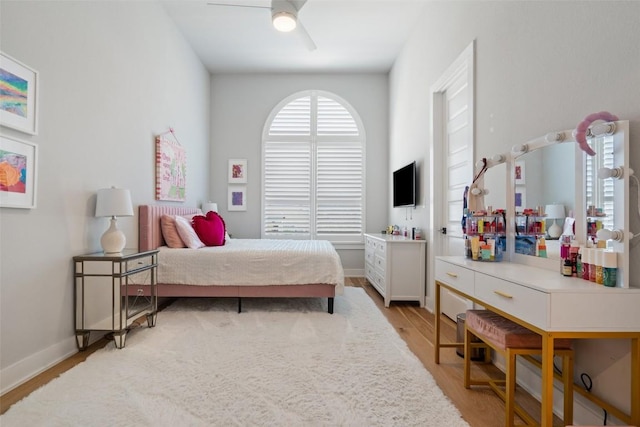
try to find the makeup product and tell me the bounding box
[581,248,591,280]
[562,258,573,277]
[594,249,604,285]
[471,236,480,260]
[603,251,618,287]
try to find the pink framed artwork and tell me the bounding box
[155,133,186,201]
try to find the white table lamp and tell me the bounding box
[95,187,134,254]
[545,204,565,239]
[202,202,218,214]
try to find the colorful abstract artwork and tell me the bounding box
[0,135,37,209]
[228,186,247,211]
[155,133,186,202]
[228,159,247,183]
[0,148,27,193]
[0,68,28,118]
[0,53,38,135]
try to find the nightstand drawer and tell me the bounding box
[125,256,153,273]
[475,274,548,329]
[435,259,474,296]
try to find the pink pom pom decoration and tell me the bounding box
[575,111,618,156]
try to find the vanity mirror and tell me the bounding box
[506,120,631,288]
[512,141,577,260]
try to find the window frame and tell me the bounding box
[261,90,366,245]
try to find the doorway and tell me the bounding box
[428,41,475,320]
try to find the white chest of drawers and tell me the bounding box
[364,233,426,307]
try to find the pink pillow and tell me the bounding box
[192,211,226,246]
[174,215,205,249]
[160,215,186,248]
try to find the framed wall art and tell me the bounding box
[0,135,38,209]
[0,52,39,135]
[228,186,247,211]
[228,159,247,184]
[514,161,526,185]
[155,130,186,201]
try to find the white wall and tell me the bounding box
[209,73,389,274]
[390,1,640,424]
[0,1,210,393]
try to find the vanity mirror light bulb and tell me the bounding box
[596,228,625,242]
[597,166,633,180]
[511,143,528,155]
[470,187,489,196]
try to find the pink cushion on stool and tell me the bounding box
[466,310,572,350]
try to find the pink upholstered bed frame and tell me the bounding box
[137,205,336,313]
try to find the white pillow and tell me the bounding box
[174,215,205,249]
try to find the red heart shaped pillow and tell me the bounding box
[192,211,226,246]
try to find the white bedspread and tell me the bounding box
[157,239,344,294]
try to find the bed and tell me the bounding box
[137,205,344,313]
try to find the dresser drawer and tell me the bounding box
[365,236,377,251]
[365,263,376,282]
[370,271,385,297]
[475,274,548,329]
[374,253,385,273]
[375,241,386,256]
[435,259,474,296]
[365,247,375,266]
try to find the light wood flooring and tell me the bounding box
[1,277,559,425]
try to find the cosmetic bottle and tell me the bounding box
[576,246,583,278]
[581,248,591,281]
[603,251,618,287]
[594,249,604,285]
[570,241,580,276]
[562,258,573,277]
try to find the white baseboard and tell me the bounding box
[344,268,364,277]
[1,336,77,395]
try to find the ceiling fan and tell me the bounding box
[207,0,317,51]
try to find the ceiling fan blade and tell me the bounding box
[207,2,270,9]
[296,19,317,51]
[289,0,308,12]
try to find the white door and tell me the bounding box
[428,41,475,321]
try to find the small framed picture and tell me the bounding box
[0,135,38,209]
[515,188,526,209]
[0,52,39,135]
[514,161,526,185]
[228,159,247,184]
[228,186,247,211]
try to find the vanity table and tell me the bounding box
[434,256,640,426]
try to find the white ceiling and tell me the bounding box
[161,0,427,73]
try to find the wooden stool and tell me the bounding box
[464,310,574,426]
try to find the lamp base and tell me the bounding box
[547,220,562,240]
[101,217,126,254]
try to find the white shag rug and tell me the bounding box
[2,288,469,427]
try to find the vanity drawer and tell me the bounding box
[475,274,548,329]
[435,259,474,296]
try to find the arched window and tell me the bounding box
[262,90,365,243]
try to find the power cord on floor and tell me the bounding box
[580,372,608,425]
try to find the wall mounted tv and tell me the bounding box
[393,161,417,207]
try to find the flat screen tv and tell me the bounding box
[393,161,416,207]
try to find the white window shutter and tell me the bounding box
[263,91,365,243]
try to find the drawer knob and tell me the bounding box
[446,272,458,278]
[493,290,513,299]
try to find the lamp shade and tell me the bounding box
[95,187,134,218]
[202,202,218,214]
[544,204,565,219]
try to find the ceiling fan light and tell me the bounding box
[273,11,296,32]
